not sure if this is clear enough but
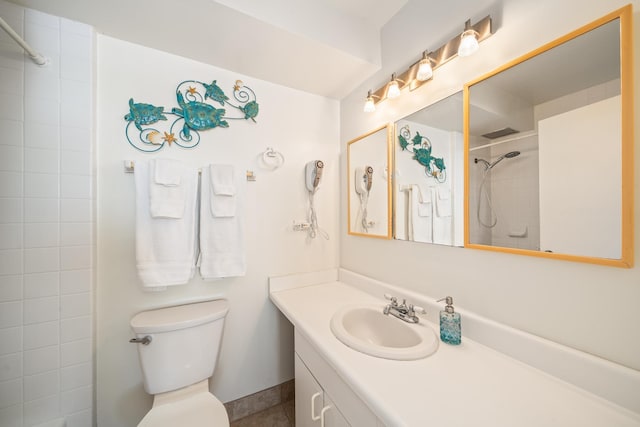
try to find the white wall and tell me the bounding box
[96,36,339,426]
[0,2,94,426]
[340,0,640,372]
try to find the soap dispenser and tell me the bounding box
[438,296,461,345]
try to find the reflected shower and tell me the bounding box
[474,151,521,170]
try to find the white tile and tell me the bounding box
[61,339,90,367]
[60,363,90,391]
[61,127,90,152]
[0,119,23,147]
[60,292,90,319]
[25,67,60,101]
[65,408,91,427]
[25,9,60,29]
[0,224,22,250]
[0,275,22,302]
[60,317,90,343]
[0,327,22,355]
[0,301,22,328]
[60,223,90,246]
[0,2,23,41]
[60,270,90,294]
[23,394,60,426]
[24,23,60,57]
[61,18,91,37]
[61,384,90,414]
[24,247,59,273]
[61,79,90,107]
[0,67,22,95]
[24,97,59,127]
[0,41,24,71]
[24,173,59,198]
[0,198,22,223]
[0,145,22,172]
[60,175,90,199]
[24,223,59,248]
[60,55,91,85]
[0,250,23,275]
[61,33,90,60]
[23,296,59,325]
[0,93,23,121]
[0,172,22,198]
[24,272,59,299]
[25,54,60,79]
[0,352,22,381]
[0,403,22,426]
[61,100,91,129]
[61,150,90,175]
[60,199,90,222]
[24,370,59,402]
[24,148,58,174]
[24,321,59,350]
[24,122,59,149]
[23,345,59,375]
[24,198,59,223]
[0,378,22,408]
[60,246,91,271]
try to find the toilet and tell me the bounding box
[130,299,230,427]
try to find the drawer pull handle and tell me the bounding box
[311,392,322,421]
[320,404,332,427]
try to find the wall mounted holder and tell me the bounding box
[124,79,259,152]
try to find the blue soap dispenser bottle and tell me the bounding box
[438,296,461,345]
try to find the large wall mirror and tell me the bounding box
[464,6,633,267]
[393,92,464,246]
[347,124,393,238]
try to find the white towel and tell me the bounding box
[200,165,245,279]
[435,186,452,217]
[410,185,432,243]
[149,159,185,218]
[135,160,198,289]
[433,186,453,245]
[209,164,236,217]
[416,186,432,217]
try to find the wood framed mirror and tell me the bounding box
[347,124,393,238]
[464,5,633,267]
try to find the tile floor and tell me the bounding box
[230,400,294,427]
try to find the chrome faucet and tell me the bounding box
[383,294,426,324]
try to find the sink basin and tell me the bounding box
[330,304,438,360]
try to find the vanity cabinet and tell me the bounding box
[294,330,383,427]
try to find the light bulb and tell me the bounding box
[364,96,375,113]
[458,29,479,57]
[416,57,433,81]
[387,80,401,99]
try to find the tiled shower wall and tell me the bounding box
[0,2,94,426]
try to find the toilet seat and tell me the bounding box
[138,381,229,427]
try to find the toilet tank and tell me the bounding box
[130,299,229,395]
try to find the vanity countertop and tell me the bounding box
[270,279,640,427]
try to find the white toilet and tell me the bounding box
[130,299,230,427]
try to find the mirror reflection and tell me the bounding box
[394,92,464,246]
[347,125,392,238]
[466,11,632,266]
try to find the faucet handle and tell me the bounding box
[384,293,398,304]
[409,304,426,315]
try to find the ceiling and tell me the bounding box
[6,0,407,99]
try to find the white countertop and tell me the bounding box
[270,279,640,427]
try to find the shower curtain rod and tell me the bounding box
[0,16,48,66]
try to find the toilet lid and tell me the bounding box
[138,392,229,427]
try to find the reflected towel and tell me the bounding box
[135,160,198,289]
[410,185,432,243]
[436,186,452,217]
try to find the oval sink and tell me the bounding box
[330,304,438,360]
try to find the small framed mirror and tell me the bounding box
[393,92,464,246]
[464,6,633,267]
[347,124,393,238]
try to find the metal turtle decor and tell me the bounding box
[398,125,446,183]
[124,79,259,152]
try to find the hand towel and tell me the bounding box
[435,186,452,217]
[200,165,245,279]
[149,159,186,219]
[135,160,198,289]
[416,185,432,217]
[209,164,236,217]
[410,185,432,243]
[433,186,453,245]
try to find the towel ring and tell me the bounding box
[261,147,285,170]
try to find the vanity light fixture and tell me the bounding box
[416,51,434,81]
[458,19,480,57]
[363,15,493,113]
